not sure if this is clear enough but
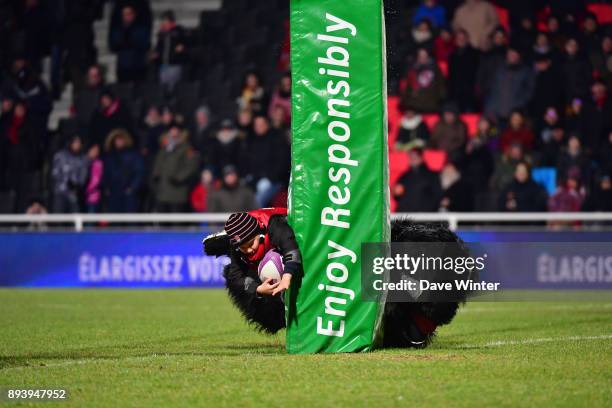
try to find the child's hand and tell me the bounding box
[272,274,292,296]
[256,278,279,296]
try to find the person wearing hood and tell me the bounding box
[400,47,446,113]
[207,165,257,213]
[395,104,430,151]
[103,129,144,212]
[151,122,199,212]
[50,135,88,213]
[498,161,547,212]
[484,46,534,124]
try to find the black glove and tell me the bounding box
[202,231,231,257]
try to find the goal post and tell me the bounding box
[286,0,389,353]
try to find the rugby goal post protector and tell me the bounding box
[286,0,389,353]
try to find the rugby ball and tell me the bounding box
[257,250,284,283]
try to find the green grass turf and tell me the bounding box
[0,289,610,407]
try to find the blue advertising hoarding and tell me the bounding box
[0,230,611,288]
[0,232,228,287]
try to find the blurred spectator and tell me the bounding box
[485,47,534,123]
[393,148,441,212]
[0,100,43,211]
[433,28,454,63]
[51,135,87,213]
[599,131,612,176]
[582,174,612,211]
[238,72,268,115]
[268,73,291,125]
[395,104,429,151]
[513,16,536,57]
[406,20,435,57]
[151,10,187,90]
[535,107,561,147]
[490,143,524,192]
[270,105,290,142]
[439,162,474,211]
[59,0,98,93]
[151,123,199,212]
[190,168,214,212]
[103,129,144,212]
[19,0,52,70]
[9,62,52,137]
[412,0,447,29]
[560,38,592,102]
[85,144,103,213]
[25,197,48,231]
[210,119,242,176]
[400,48,446,113]
[207,165,257,213]
[500,110,534,152]
[88,88,134,148]
[498,161,547,212]
[590,35,612,90]
[557,135,591,186]
[452,0,499,51]
[140,105,165,159]
[532,32,558,62]
[581,80,612,154]
[236,108,253,140]
[109,5,151,83]
[548,176,584,213]
[191,105,212,163]
[530,54,563,118]
[243,116,282,207]
[582,13,601,56]
[74,64,105,131]
[546,15,568,52]
[460,124,495,193]
[539,125,566,167]
[448,29,479,112]
[476,27,507,102]
[430,103,467,159]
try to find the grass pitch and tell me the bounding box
[0,289,610,407]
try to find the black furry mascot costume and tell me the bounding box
[204,211,468,348]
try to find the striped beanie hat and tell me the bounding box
[225,212,260,245]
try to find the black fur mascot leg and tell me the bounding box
[382,218,469,348]
[223,264,286,335]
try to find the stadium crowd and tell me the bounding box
[0,0,612,216]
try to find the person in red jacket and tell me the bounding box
[203,207,302,333]
[500,110,535,152]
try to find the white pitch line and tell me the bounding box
[460,304,612,313]
[2,335,612,371]
[456,334,612,349]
